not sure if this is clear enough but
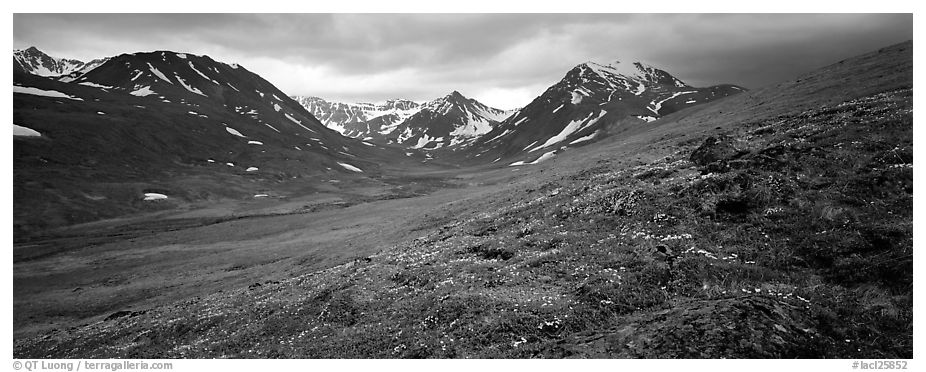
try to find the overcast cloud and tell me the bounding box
[13,13,913,109]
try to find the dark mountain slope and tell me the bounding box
[13,51,408,236]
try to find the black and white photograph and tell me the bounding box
[8,4,917,366]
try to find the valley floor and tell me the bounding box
[13,165,525,339]
[14,85,912,358]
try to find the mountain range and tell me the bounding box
[466,60,745,165]
[13,46,743,233]
[292,96,421,137]
[14,46,109,78]
[292,91,514,150]
[293,60,744,163]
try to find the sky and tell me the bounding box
[13,13,913,109]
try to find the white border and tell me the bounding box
[4,2,921,370]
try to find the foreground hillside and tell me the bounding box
[14,41,912,358]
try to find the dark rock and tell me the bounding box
[611,190,642,216]
[654,244,677,266]
[655,244,674,257]
[470,244,515,261]
[104,310,147,321]
[690,136,745,167]
[104,311,134,321]
[716,196,753,216]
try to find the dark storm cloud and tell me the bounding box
[13,13,913,108]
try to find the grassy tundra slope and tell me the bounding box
[14,41,912,358]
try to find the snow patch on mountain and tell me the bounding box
[509,150,556,166]
[337,162,363,172]
[14,86,83,101]
[13,124,41,137]
[522,140,539,151]
[649,91,697,114]
[569,131,599,144]
[285,113,317,133]
[130,86,156,97]
[570,89,591,104]
[485,129,512,143]
[147,63,173,84]
[450,117,493,144]
[530,110,607,152]
[188,62,219,85]
[225,127,246,138]
[175,74,206,96]
[143,193,168,201]
[412,134,440,149]
[78,82,113,89]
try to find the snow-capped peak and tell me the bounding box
[397,91,515,148]
[423,91,467,115]
[379,98,420,112]
[586,60,647,80]
[422,91,508,118]
[292,96,424,135]
[579,60,688,88]
[14,46,95,77]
